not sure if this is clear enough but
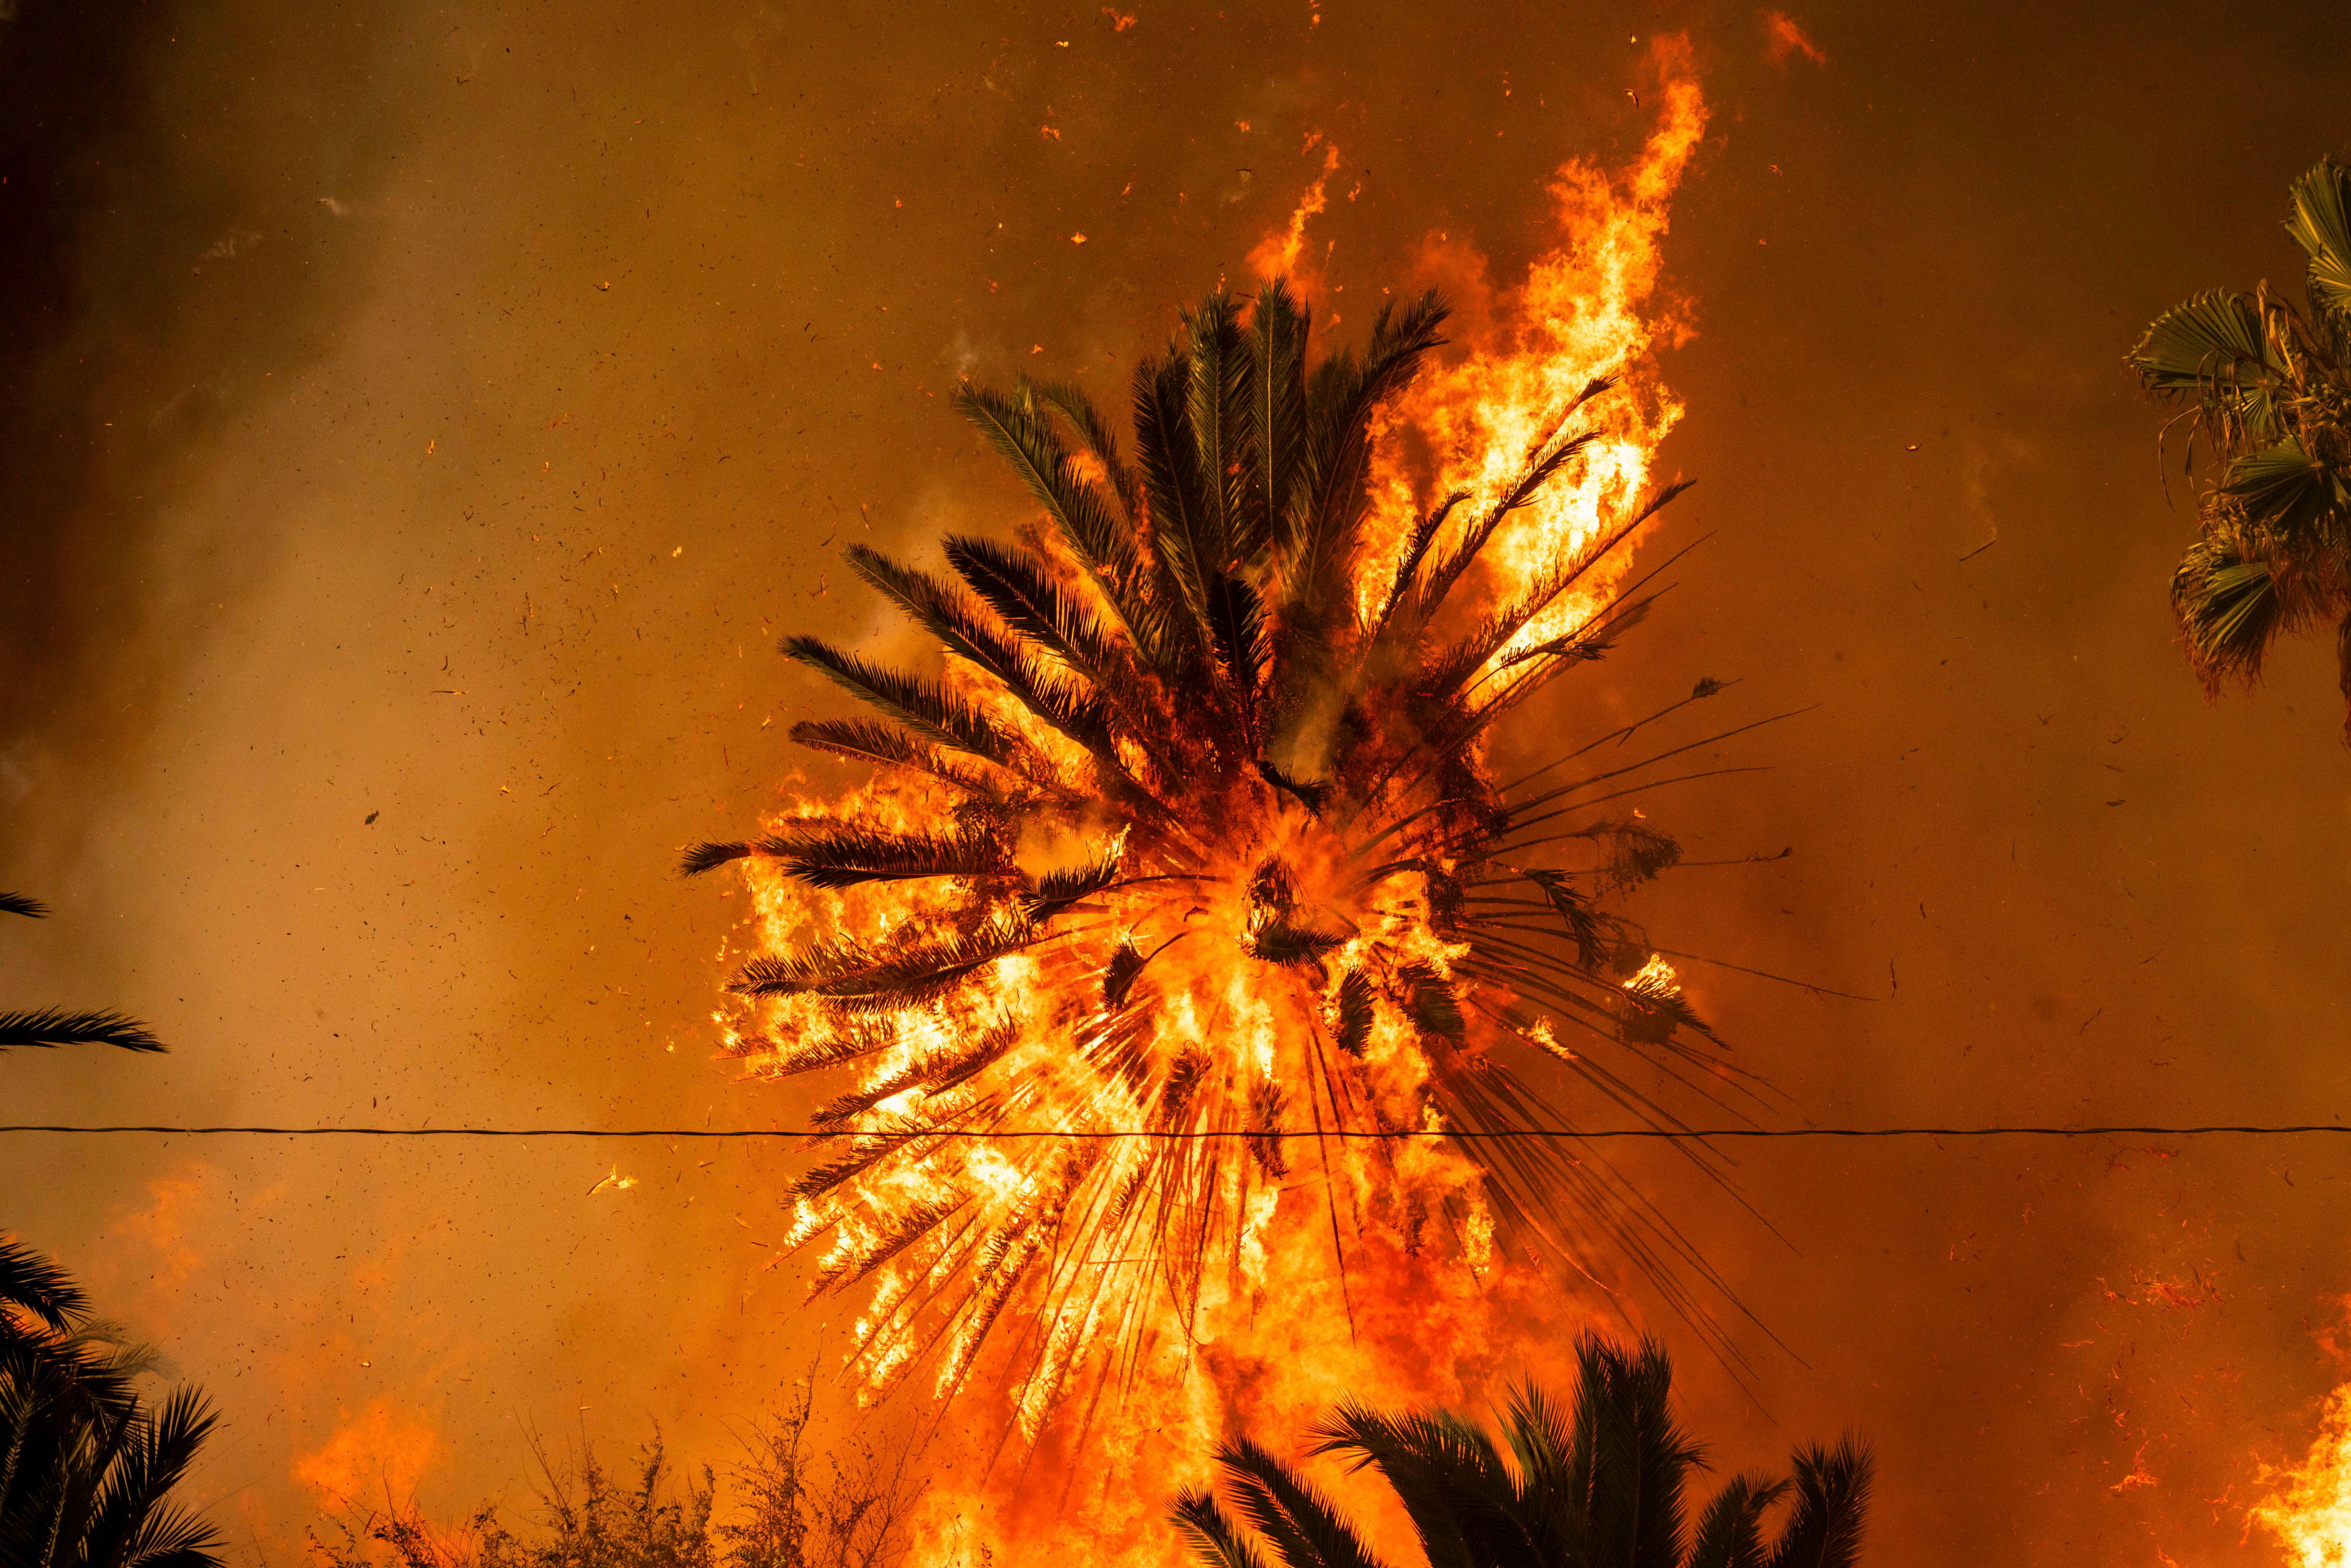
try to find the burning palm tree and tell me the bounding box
[689,276,1777,1441]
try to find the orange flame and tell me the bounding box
[293,1398,441,1512]
[1369,34,1706,647]
[1248,138,1343,286]
[716,39,1710,1568]
[2255,1371,2351,1568]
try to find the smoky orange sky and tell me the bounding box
[5,2,2351,1564]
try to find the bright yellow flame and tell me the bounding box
[2256,1379,2351,1568]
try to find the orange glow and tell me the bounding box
[293,1398,441,1512]
[1761,10,1829,69]
[712,39,1711,1566]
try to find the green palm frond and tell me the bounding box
[2171,533,2293,691]
[2286,156,2351,323]
[2221,435,2348,544]
[2128,289,2282,449]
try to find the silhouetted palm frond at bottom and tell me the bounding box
[1171,1335,1872,1568]
[1,1235,225,1568]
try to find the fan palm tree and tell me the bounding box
[2128,156,2351,737]
[2,894,163,1056]
[1171,1334,1870,1568]
[1,1236,224,1567]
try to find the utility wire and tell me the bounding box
[2,1124,2348,1140]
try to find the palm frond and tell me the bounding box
[1567,1334,1702,1568]
[788,717,1008,798]
[759,824,1013,890]
[1250,280,1312,558]
[783,636,1041,775]
[1307,1402,1513,1568]
[845,544,1117,752]
[1187,291,1256,564]
[1214,1436,1386,1568]
[943,534,1130,690]
[1170,1487,1278,1568]
[2170,533,2299,692]
[2286,156,2351,323]
[1686,1475,1790,1568]
[952,383,1141,593]
[2221,435,2347,544]
[1290,292,1450,621]
[0,1237,90,1335]
[2128,289,2282,450]
[0,893,49,919]
[1760,1436,1872,1568]
[0,1009,164,1054]
[1022,839,1126,922]
[1031,379,1146,520]
[1133,347,1221,657]
[731,915,1032,1011]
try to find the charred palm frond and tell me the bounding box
[705,277,1775,1429]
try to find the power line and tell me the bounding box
[2,1124,2347,1140]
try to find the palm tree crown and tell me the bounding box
[690,276,1764,1421]
[1172,1334,1870,1568]
[2128,157,2351,735]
